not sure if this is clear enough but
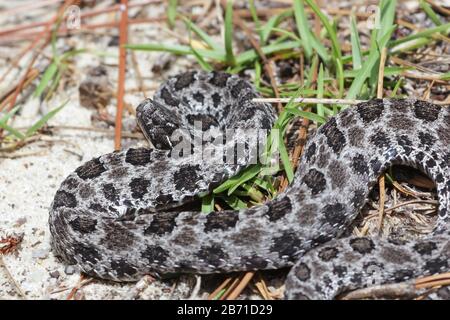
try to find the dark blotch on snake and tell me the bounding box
[267,197,293,221]
[350,238,375,254]
[144,211,179,236]
[174,164,201,193]
[320,117,346,154]
[125,148,152,166]
[174,71,196,90]
[204,211,239,232]
[53,190,77,209]
[303,169,327,195]
[69,216,97,234]
[75,157,107,180]
[129,177,150,199]
[356,99,384,123]
[414,100,440,122]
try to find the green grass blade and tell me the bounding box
[277,128,294,183]
[213,164,260,194]
[60,48,88,61]
[182,16,222,52]
[264,27,302,42]
[43,66,63,101]
[125,43,191,55]
[335,57,344,98]
[317,63,325,117]
[390,37,433,53]
[440,72,450,80]
[261,9,293,44]
[0,122,25,139]
[346,25,396,99]
[254,60,262,89]
[253,177,275,195]
[0,105,21,124]
[235,40,301,65]
[227,165,262,196]
[201,194,214,213]
[389,22,450,46]
[191,46,213,71]
[293,0,312,58]
[222,195,248,210]
[33,62,58,98]
[350,15,363,70]
[249,0,263,41]
[420,0,443,25]
[126,43,226,62]
[224,0,236,66]
[26,99,68,137]
[304,0,342,62]
[378,0,397,42]
[390,77,404,97]
[285,106,327,124]
[167,0,177,28]
[344,66,412,78]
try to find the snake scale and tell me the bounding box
[49,71,450,299]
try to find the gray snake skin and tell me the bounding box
[49,71,450,299]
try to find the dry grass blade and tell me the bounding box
[0,233,26,298]
[114,0,129,150]
[376,47,388,233]
[377,176,386,233]
[415,272,450,288]
[384,199,438,213]
[225,271,255,300]
[208,277,233,300]
[254,273,273,300]
[253,97,366,105]
[341,281,418,300]
[66,275,94,300]
[219,276,241,300]
[0,255,27,299]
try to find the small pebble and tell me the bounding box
[32,249,48,259]
[49,270,60,279]
[64,265,78,275]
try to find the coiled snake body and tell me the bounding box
[49,71,450,299]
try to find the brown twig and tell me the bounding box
[114,0,129,150]
[219,276,241,300]
[226,271,255,300]
[376,47,388,233]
